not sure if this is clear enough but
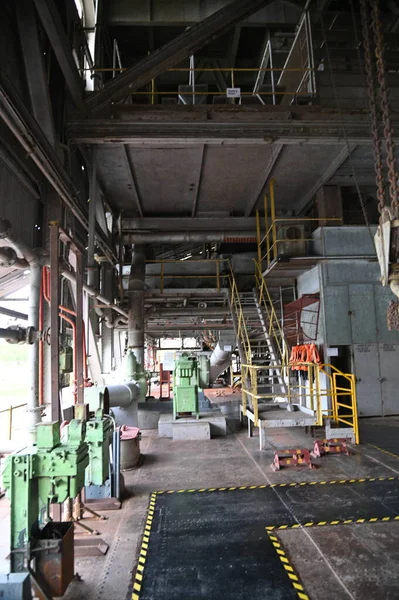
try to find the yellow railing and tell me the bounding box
[229,265,252,365]
[254,259,288,366]
[83,66,315,104]
[240,361,359,443]
[145,258,228,293]
[256,179,343,269]
[0,403,27,442]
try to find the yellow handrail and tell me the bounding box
[0,403,27,441]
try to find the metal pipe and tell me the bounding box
[0,219,42,442]
[123,232,256,244]
[128,247,145,365]
[107,382,139,408]
[209,333,235,382]
[0,327,24,342]
[0,246,28,269]
[0,306,28,320]
[60,266,128,321]
[145,307,230,317]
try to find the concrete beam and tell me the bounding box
[32,0,84,109]
[85,0,275,114]
[67,106,377,144]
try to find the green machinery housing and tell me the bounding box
[1,391,114,596]
[173,353,210,420]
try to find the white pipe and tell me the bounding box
[209,333,235,382]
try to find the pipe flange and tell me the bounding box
[0,246,17,267]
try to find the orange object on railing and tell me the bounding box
[290,344,320,371]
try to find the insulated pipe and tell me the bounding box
[0,246,28,269]
[128,247,145,365]
[123,232,256,244]
[0,218,42,442]
[107,382,139,408]
[209,333,236,382]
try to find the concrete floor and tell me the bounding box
[2,413,399,599]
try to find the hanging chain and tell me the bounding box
[359,0,385,214]
[370,0,399,216]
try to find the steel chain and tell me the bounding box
[359,0,385,214]
[370,0,399,216]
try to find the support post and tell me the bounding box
[76,251,84,403]
[50,223,60,422]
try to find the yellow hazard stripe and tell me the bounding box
[132,495,159,599]
[153,476,399,495]
[267,530,310,600]
[266,515,399,530]
[367,443,399,460]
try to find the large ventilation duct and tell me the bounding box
[123,232,256,244]
[210,333,236,382]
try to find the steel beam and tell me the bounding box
[0,73,115,265]
[191,145,206,217]
[16,0,56,145]
[32,0,84,109]
[85,0,275,114]
[124,146,144,217]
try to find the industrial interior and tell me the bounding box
[2,0,399,598]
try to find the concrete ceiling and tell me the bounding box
[95,141,374,218]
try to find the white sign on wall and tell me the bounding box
[226,87,241,98]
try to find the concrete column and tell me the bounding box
[128,246,145,365]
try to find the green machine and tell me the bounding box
[2,420,89,581]
[173,353,210,420]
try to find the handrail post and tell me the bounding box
[269,179,277,261]
[264,194,270,268]
[160,261,164,293]
[256,209,262,265]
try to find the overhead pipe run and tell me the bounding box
[123,232,257,244]
[128,247,146,365]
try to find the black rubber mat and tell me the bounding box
[134,478,399,600]
[361,421,399,457]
